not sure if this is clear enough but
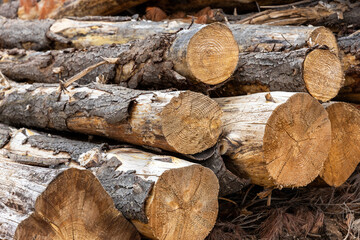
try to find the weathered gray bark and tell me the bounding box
[0,1,18,18]
[0,18,55,50]
[0,45,128,85]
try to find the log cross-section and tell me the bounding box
[216,92,332,188]
[0,81,222,155]
[0,159,140,240]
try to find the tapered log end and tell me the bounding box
[308,27,339,55]
[264,93,331,188]
[161,91,222,154]
[187,22,239,85]
[303,49,344,102]
[321,103,360,187]
[14,168,140,240]
[133,165,219,240]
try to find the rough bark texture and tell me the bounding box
[0,159,140,240]
[0,81,222,155]
[320,102,360,187]
[79,148,219,240]
[337,31,360,99]
[0,23,238,90]
[215,92,332,188]
[0,1,18,18]
[230,24,338,55]
[236,1,360,32]
[0,45,128,85]
[210,48,344,102]
[0,18,55,51]
[18,0,149,19]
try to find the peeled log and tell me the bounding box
[319,102,360,187]
[79,148,219,240]
[0,159,140,240]
[215,92,332,188]
[0,22,239,88]
[0,123,245,196]
[0,81,222,155]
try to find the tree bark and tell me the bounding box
[0,159,140,240]
[0,1,18,18]
[336,31,360,103]
[17,0,149,20]
[0,81,222,155]
[78,147,219,240]
[0,22,239,88]
[215,92,331,188]
[236,0,360,32]
[210,48,344,102]
[0,123,247,196]
[319,102,360,187]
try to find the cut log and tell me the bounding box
[0,159,140,240]
[211,48,344,102]
[230,24,339,55]
[79,147,219,240]
[319,102,360,187]
[0,22,239,87]
[215,92,332,188]
[0,81,222,155]
[336,31,360,102]
[17,0,149,20]
[0,123,246,196]
[236,0,360,32]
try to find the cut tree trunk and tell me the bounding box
[17,0,149,20]
[0,159,140,240]
[319,102,360,187]
[78,147,219,240]
[0,22,239,88]
[215,92,332,188]
[211,48,344,102]
[335,31,360,103]
[230,24,339,55]
[0,1,18,18]
[236,0,360,32]
[0,81,222,155]
[0,123,247,196]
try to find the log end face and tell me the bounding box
[308,27,339,56]
[14,168,140,240]
[187,22,239,85]
[303,49,344,102]
[264,93,332,188]
[161,91,222,155]
[134,165,219,240]
[321,103,360,187]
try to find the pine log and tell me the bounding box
[319,102,360,187]
[335,31,360,103]
[78,147,219,240]
[0,123,247,196]
[17,0,149,20]
[0,22,239,87]
[211,48,344,102]
[0,81,222,155]
[0,159,140,240]
[215,92,332,188]
[230,24,339,55]
[236,0,360,32]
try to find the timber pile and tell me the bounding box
[0,0,359,239]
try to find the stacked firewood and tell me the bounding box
[0,0,359,239]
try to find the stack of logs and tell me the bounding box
[0,0,359,239]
